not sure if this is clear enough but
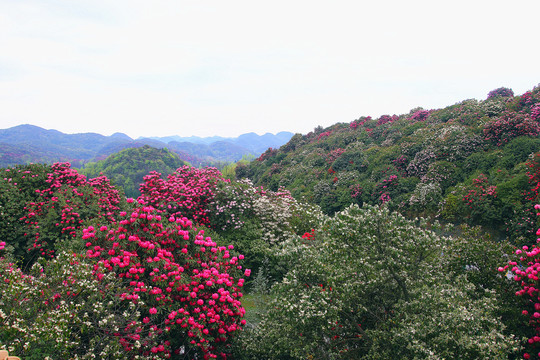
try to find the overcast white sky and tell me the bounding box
[1,0,539,138]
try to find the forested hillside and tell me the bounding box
[240,86,540,241]
[2,85,540,359]
[2,160,537,359]
[79,145,188,198]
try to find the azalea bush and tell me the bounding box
[0,164,50,262]
[407,108,430,122]
[138,165,227,226]
[487,87,515,99]
[459,173,501,227]
[526,152,540,202]
[80,203,249,359]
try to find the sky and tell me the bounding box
[1,0,539,139]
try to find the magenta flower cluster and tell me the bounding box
[376,114,399,126]
[83,204,248,358]
[483,112,540,146]
[500,204,540,359]
[349,116,371,130]
[22,163,122,259]
[138,165,228,226]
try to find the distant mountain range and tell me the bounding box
[145,132,294,153]
[0,124,294,168]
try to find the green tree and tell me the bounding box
[238,205,518,359]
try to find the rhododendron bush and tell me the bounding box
[501,204,540,360]
[209,178,326,282]
[22,163,124,265]
[483,112,540,147]
[0,164,51,262]
[138,165,227,226]
[0,163,248,359]
[80,204,248,359]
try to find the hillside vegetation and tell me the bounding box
[2,85,540,359]
[79,145,187,198]
[240,86,540,241]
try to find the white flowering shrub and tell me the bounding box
[236,204,518,359]
[210,178,327,284]
[406,148,437,178]
[409,182,442,211]
[0,251,136,359]
[210,179,259,231]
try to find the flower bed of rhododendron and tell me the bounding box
[0,163,249,359]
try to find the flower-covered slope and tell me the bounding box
[242,85,540,240]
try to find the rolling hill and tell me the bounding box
[239,86,540,241]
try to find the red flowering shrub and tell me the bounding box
[526,153,540,202]
[483,112,540,147]
[22,163,123,264]
[459,173,502,227]
[392,155,409,175]
[317,131,332,141]
[376,114,399,126]
[349,116,371,130]
[501,204,540,359]
[532,104,540,122]
[372,174,399,204]
[408,109,431,122]
[83,204,248,359]
[326,148,345,164]
[256,148,278,162]
[349,184,363,199]
[0,164,51,261]
[138,166,228,226]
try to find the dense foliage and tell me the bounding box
[0,164,249,359]
[80,146,187,198]
[3,85,540,359]
[241,86,540,242]
[237,205,520,359]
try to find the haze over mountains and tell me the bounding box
[0,124,294,167]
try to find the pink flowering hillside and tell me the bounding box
[243,84,540,241]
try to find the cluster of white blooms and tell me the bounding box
[436,124,467,140]
[211,178,259,231]
[253,193,294,245]
[480,97,507,117]
[0,251,142,359]
[409,182,442,207]
[333,171,359,187]
[241,204,518,359]
[406,148,437,177]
